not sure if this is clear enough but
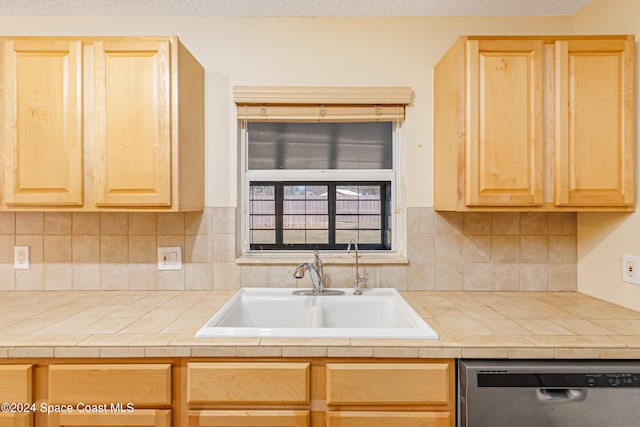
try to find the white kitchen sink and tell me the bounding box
[195,287,438,339]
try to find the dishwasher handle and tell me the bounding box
[537,388,587,402]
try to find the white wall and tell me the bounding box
[574,0,640,311]
[0,15,572,208]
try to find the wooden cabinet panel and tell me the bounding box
[187,362,309,405]
[0,413,31,427]
[48,409,171,427]
[48,364,171,406]
[326,411,450,427]
[554,39,635,206]
[1,39,83,206]
[465,39,544,206]
[188,410,309,427]
[94,40,172,207]
[0,365,32,403]
[326,363,450,406]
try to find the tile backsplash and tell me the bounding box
[0,208,576,291]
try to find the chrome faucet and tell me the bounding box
[347,239,368,295]
[292,250,344,296]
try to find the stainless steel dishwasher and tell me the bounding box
[459,360,640,427]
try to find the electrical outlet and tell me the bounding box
[622,254,640,285]
[14,246,30,269]
[158,246,182,270]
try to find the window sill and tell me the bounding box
[235,252,408,265]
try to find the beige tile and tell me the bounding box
[15,212,43,234]
[548,212,577,235]
[236,346,282,357]
[100,212,128,235]
[463,212,492,235]
[476,318,531,334]
[372,347,420,358]
[519,264,548,291]
[241,266,270,287]
[554,348,603,359]
[515,319,574,335]
[282,347,328,357]
[491,236,519,263]
[72,264,101,290]
[15,235,43,263]
[548,264,577,291]
[54,347,101,358]
[601,349,640,359]
[463,235,491,262]
[157,235,185,247]
[379,265,408,289]
[157,212,185,234]
[551,318,614,335]
[508,348,555,359]
[44,235,72,262]
[128,235,156,263]
[524,335,623,348]
[212,207,236,235]
[185,263,213,290]
[213,263,242,290]
[100,264,128,290]
[213,234,236,263]
[407,234,435,262]
[407,207,434,236]
[462,348,509,358]
[549,236,576,263]
[44,264,72,290]
[145,347,191,357]
[406,263,435,290]
[72,213,100,235]
[492,264,519,291]
[15,265,44,290]
[0,235,14,263]
[463,263,492,291]
[435,211,463,235]
[157,269,185,290]
[591,320,640,335]
[101,235,128,263]
[0,212,16,234]
[8,347,54,358]
[327,347,374,358]
[435,234,462,263]
[99,347,146,358]
[186,234,213,263]
[419,347,462,358]
[269,266,298,288]
[520,236,548,263]
[520,212,548,235]
[185,209,213,235]
[190,347,237,357]
[72,235,100,263]
[44,212,72,235]
[491,212,520,235]
[434,263,462,290]
[128,264,157,291]
[0,264,15,290]
[128,212,157,235]
[324,265,355,288]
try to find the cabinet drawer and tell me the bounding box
[0,365,32,403]
[48,409,171,427]
[188,410,309,427]
[327,411,450,427]
[48,364,171,406]
[187,362,309,404]
[0,412,32,427]
[326,363,451,406]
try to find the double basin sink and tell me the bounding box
[196,287,438,339]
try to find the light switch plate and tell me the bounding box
[14,246,30,269]
[622,254,640,285]
[158,246,182,270]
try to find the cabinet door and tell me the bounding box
[1,38,83,206]
[187,410,309,427]
[554,39,635,207]
[93,40,171,207]
[0,365,33,427]
[326,411,450,427]
[48,409,171,427]
[465,39,544,206]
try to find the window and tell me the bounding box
[235,86,410,254]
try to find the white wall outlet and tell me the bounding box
[158,246,182,270]
[14,246,30,269]
[622,254,640,285]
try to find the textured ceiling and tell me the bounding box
[0,0,593,17]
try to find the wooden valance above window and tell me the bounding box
[234,86,412,122]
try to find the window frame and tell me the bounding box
[239,121,403,256]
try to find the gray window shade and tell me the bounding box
[247,122,393,170]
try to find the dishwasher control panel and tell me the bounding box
[477,372,640,388]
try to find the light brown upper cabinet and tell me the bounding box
[0,36,204,211]
[434,35,635,211]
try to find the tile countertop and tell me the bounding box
[1,290,640,359]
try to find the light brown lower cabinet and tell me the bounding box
[0,365,32,427]
[47,410,171,427]
[326,411,451,427]
[187,410,310,427]
[0,413,31,427]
